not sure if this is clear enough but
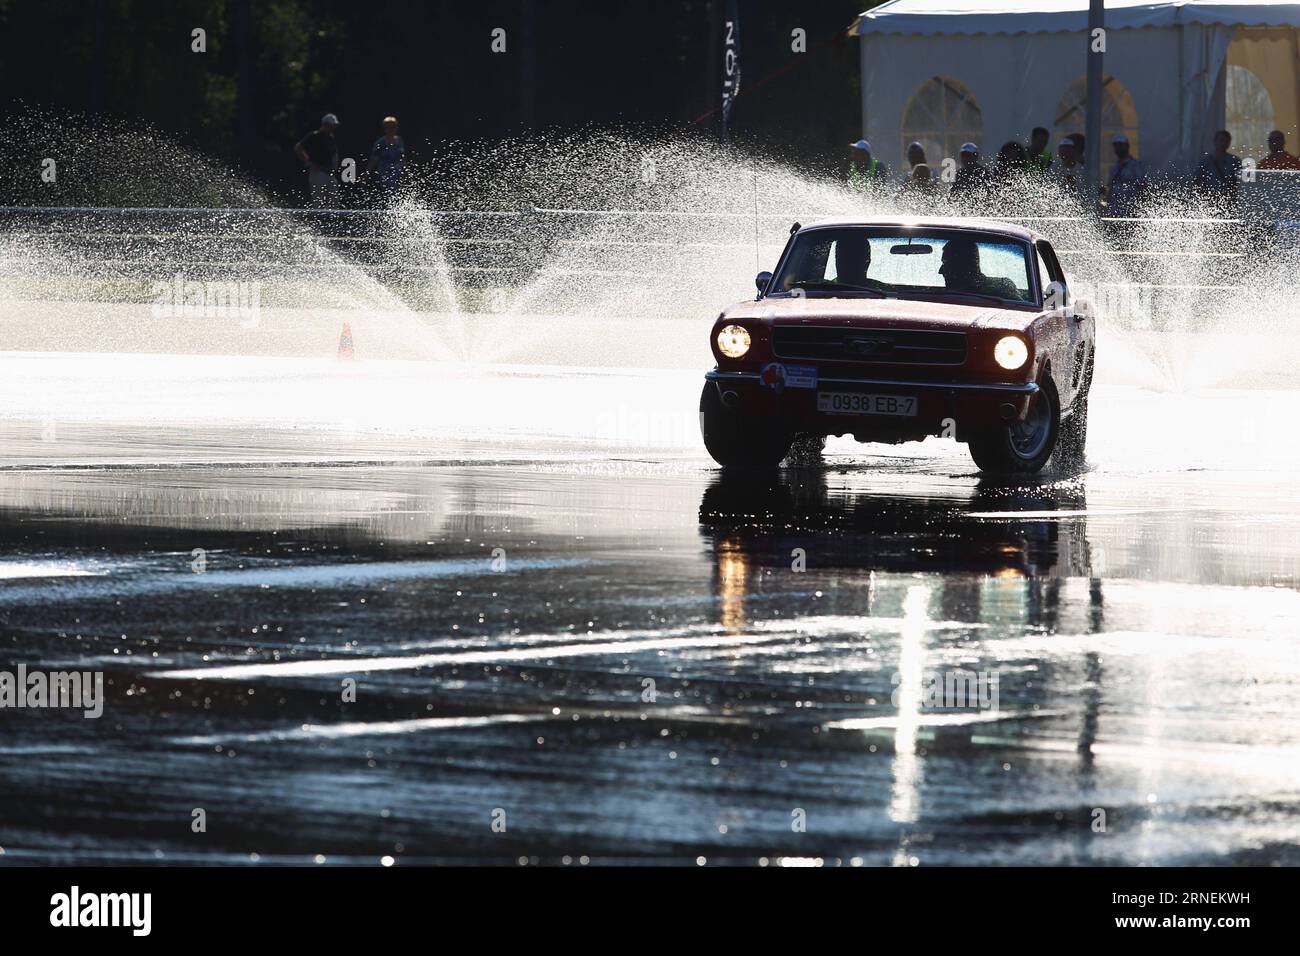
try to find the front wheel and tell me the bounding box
[967,377,1060,474]
[1055,351,1093,472]
[1054,392,1089,471]
[699,383,793,468]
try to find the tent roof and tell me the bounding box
[849,0,1300,36]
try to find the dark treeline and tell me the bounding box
[0,0,869,204]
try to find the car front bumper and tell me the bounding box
[704,368,1038,436]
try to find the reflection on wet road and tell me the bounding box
[2,427,1298,867]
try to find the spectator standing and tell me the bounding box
[1258,130,1300,170]
[995,141,1028,178]
[1027,126,1053,173]
[1055,135,1087,202]
[950,142,989,201]
[901,163,936,196]
[1105,134,1146,218]
[1195,130,1243,211]
[1070,132,1087,174]
[1075,133,1095,202]
[904,141,927,181]
[848,139,889,190]
[366,116,407,196]
[295,113,341,206]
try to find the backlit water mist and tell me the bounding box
[1,121,1299,461]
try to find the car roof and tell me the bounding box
[796,215,1043,244]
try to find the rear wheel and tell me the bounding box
[967,377,1060,474]
[699,383,793,468]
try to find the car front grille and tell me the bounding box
[772,326,967,365]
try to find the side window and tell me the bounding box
[976,243,1033,301]
[1037,251,1053,302]
[780,238,831,290]
[1036,240,1070,308]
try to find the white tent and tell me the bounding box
[849,0,1300,173]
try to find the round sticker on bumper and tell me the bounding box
[759,363,786,391]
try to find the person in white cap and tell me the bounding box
[295,113,341,205]
[1054,135,1087,202]
[848,139,888,190]
[949,141,988,201]
[1105,132,1146,218]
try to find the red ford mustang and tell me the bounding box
[700,217,1096,474]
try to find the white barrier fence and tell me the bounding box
[0,204,1271,328]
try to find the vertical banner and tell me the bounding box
[721,0,741,141]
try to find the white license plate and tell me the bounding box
[816,391,918,416]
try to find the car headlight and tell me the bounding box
[993,335,1028,370]
[717,324,751,359]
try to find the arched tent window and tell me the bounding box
[1054,74,1140,158]
[901,77,982,170]
[1225,64,1275,159]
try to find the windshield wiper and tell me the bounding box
[786,280,888,297]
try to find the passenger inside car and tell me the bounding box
[938,238,1021,300]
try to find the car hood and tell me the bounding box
[721,296,1038,332]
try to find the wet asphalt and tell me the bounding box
[1,402,1298,866]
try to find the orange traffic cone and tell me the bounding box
[337,322,355,360]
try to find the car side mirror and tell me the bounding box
[1044,279,1069,310]
[755,271,773,296]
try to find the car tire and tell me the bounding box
[967,377,1060,475]
[1055,392,1088,471]
[1055,350,1093,471]
[699,382,793,468]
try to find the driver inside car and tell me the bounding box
[830,234,886,289]
[938,238,1020,300]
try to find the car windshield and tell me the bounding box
[770,227,1036,304]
